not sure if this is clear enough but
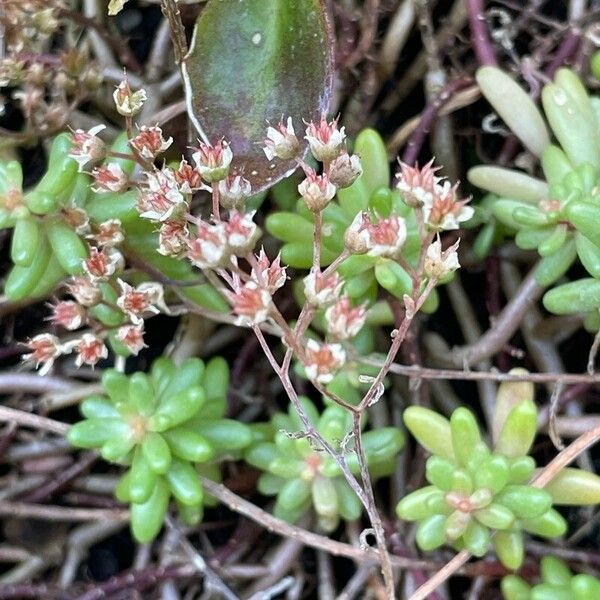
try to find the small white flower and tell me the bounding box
[303,339,346,384]
[303,270,344,308]
[263,117,299,161]
[424,237,460,279]
[113,79,147,117]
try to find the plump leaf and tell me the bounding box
[182,0,334,192]
[403,406,454,459]
[495,399,538,458]
[542,467,600,505]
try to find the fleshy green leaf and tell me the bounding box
[403,406,454,459]
[542,467,600,505]
[182,0,334,192]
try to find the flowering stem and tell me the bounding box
[321,250,350,279]
[313,211,323,270]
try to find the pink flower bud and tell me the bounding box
[251,247,287,293]
[47,301,85,331]
[303,339,346,384]
[129,125,173,160]
[91,163,128,193]
[228,282,272,326]
[325,297,367,340]
[328,152,362,189]
[69,124,106,171]
[298,169,336,213]
[192,140,233,183]
[263,117,299,161]
[305,116,346,163]
[303,270,343,307]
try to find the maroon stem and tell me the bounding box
[545,29,582,77]
[466,0,498,66]
[402,77,473,165]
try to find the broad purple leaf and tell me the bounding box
[182,0,334,192]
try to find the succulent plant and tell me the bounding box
[502,556,600,600]
[0,131,226,314]
[396,379,600,569]
[266,128,440,313]
[245,398,404,532]
[468,66,600,326]
[68,356,251,542]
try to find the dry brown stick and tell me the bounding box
[359,359,600,385]
[0,405,69,436]
[160,0,188,64]
[0,501,128,522]
[409,422,600,599]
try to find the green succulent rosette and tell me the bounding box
[502,556,600,600]
[396,398,600,569]
[245,397,404,532]
[468,67,600,327]
[68,356,251,542]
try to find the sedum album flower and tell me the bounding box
[91,163,128,193]
[329,152,362,189]
[63,207,90,235]
[47,301,85,331]
[298,169,336,213]
[396,159,442,207]
[116,323,147,355]
[228,282,272,326]
[325,297,367,340]
[223,210,259,254]
[192,140,233,183]
[174,159,205,194]
[83,247,123,281]
[69,124,106,171]
[305,116,346,163]
[251,247,287,293]
[423,181,473,231]
[158,220,189,257]
[139,168,186,222]
[359,214,406,258]
[303,270,343,308]
[129,125,173,160]
[67,276,101,307]
[424,238,460,280]
[218,174,251,209]
[116,279,162,325]
[303,339,346,384]
[23,333,63,375]
[263,117,300,161]
[70,333,108,368]
[187,220,227,269]
[113,79,147,117]
[89,219,124,247]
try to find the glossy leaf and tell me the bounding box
[494,530,524,570]
[495,399,538,458]
[468,166,548,202]
[403,406,454,459]
[542,467,600,505]
[182,0,334,192]
[131,478,169,543]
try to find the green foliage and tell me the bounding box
[245,398,404,531]
[469,67,600,327]
[396,385,600,569]
[0,133,226,314]
[502,556,600,600]
[266,128,439,312]
[68,356,251,542]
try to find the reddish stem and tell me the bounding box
[466,0,498,66]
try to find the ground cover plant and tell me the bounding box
[0,1,600,598]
